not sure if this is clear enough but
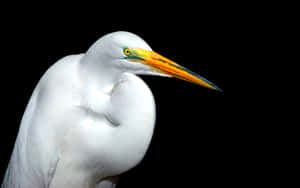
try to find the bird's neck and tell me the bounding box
[80,52,121,94]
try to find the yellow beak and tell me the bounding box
[130,48,222,92]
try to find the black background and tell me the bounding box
[0,2,271,187]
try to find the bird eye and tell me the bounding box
[123,48,131,56]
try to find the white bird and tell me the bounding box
[1,31,221,188]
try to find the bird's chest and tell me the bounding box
[108,75,156,127]
[101,74,157,173]
[61,73,156,177]
[82,73,156,127]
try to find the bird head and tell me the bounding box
[87,31,222,91]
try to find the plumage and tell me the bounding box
[2,31,221,188]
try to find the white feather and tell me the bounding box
[2,32,157,188]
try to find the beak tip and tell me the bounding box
[215,86,223,92]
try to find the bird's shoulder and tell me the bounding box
[35,54,84,98]
[40,54,83,85]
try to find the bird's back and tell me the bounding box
[1,54,84,188]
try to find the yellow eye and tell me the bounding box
[124,48,131,56]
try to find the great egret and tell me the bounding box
[1,31,221,188]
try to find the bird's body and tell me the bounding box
[2,54,155,188]
[2,31,221,188]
